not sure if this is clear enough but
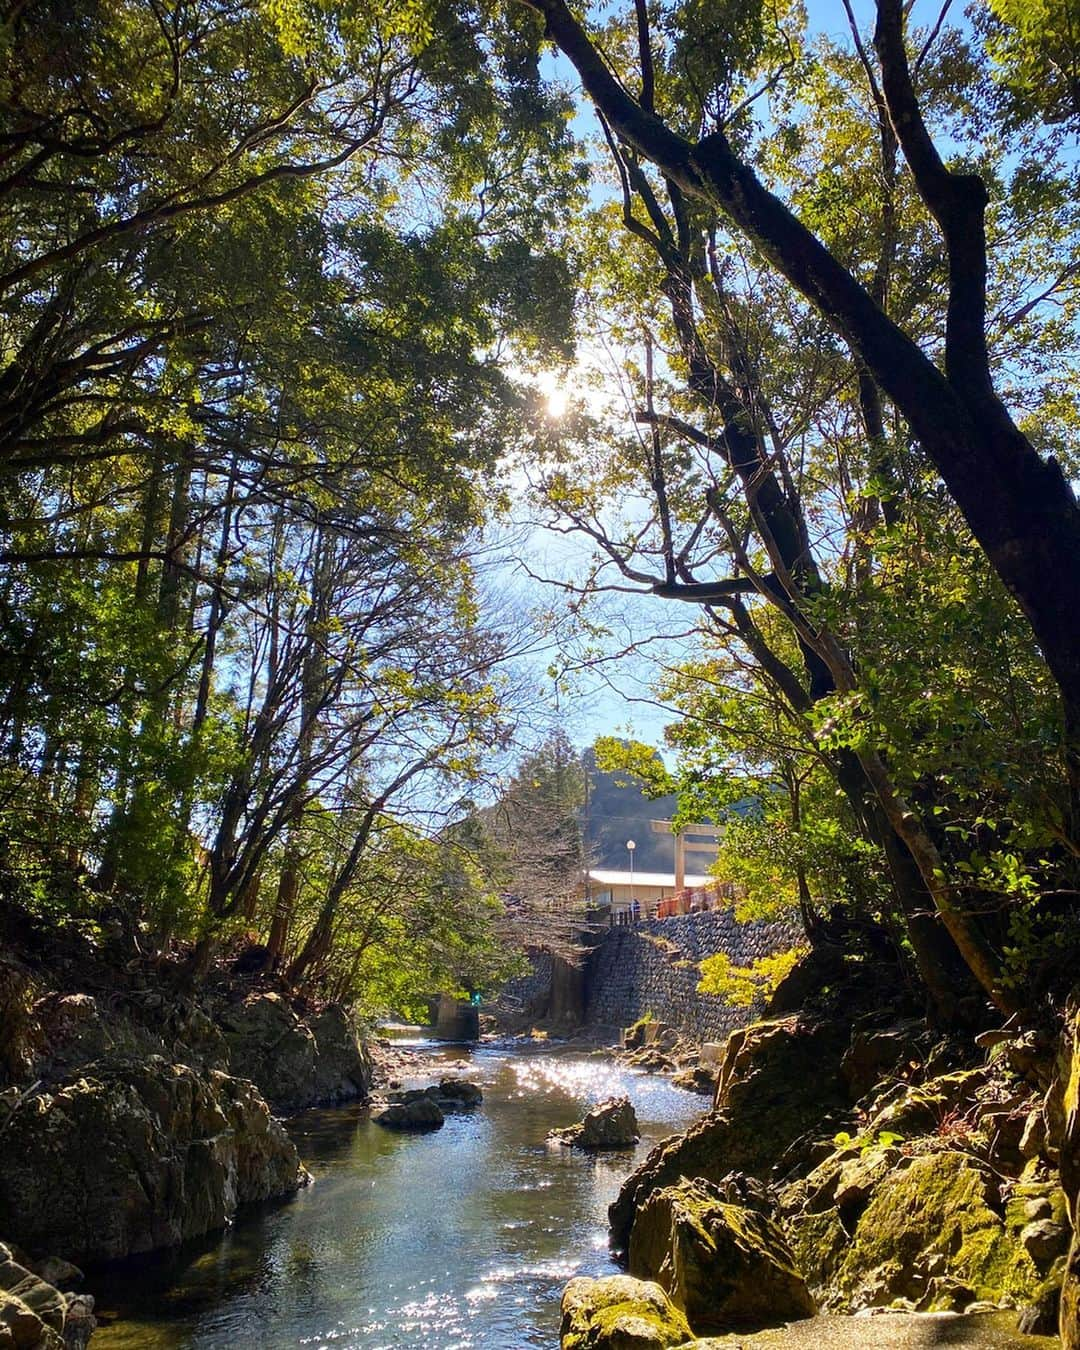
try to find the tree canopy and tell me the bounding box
[521,0,1080,1019]
[4,0,1080,1027]
[0,0,583,1005]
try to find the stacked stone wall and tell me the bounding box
[583,911,800,1041]
[492,950,555,1025]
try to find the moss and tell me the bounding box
[867,1069,985,1137]
[1004,1182,1069,1239]
[611,1015,849,1252]
[560,1275,692,1349]
[630,1179,815,1333]
[838,1150,1040,1310]
[784,1208,850,1304]
[586,1305,689,1347]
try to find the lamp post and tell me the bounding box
[626,838,636,923]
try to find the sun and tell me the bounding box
[534,370,570,420]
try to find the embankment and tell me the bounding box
[499,911,797,1043]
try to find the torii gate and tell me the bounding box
[649,819,721,890]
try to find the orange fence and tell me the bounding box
[654,883,739,919]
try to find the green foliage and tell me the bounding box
[305,821,519,1016]
[697,944,808,1007]
[833,1129,905,1157]
[593,736,676,799]
[0,0,585,1009]
[984,0,1080,128]
[521,0,1080,1009]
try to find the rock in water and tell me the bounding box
[560,1274,692,1349]
[0,1058,305,1263]
[629,1177,815,1333]
[671,1065,715,1096]
[432,1078,483,1109]
[550,1096,639,1150]
[372,1096,444,1130]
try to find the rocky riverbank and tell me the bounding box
[563,945,1080,1347]
[0,940,375,1345]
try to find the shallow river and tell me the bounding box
[89,1039,1055,1349]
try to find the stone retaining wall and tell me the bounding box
[494,951,555,1025]
[583,911,800,1042]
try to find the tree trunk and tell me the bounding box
[264,845,300,971]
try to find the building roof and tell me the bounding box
[586,868,712,889]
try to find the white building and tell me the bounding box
[586,868,714,922]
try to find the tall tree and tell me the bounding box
[519,0,1080,826]
[0,0,584,995]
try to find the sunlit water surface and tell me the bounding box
[88,1040,1051,1350]
[89,1040,702,1349]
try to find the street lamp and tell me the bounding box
[626,839,636,922]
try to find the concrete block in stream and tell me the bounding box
[431,994,479,1041]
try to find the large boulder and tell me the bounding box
[30,996,114,1077]
[836,1150,1038,1312]
[560,1275,692,1350]
[218,993,318,1113]
[551,1096,639,1150]
[628,1178,815,1333]
[171,1005,230,1073]
[0,1058,305,1263]
[219,993,368,1113]
[610,1016,848,1252]
[309,1005,372,1105]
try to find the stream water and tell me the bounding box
[89,1038,699,1349]
[87,1038,1055,1350]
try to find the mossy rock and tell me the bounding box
[1063,1233,1080,1349]
[794,1141,896,1220]
[629,1178,815,1333]
[560,1275,692,1349]
[1004,1183,1070,1271]
[866,1069,985,1138]
[610,1016,849,1252]
[1017,1257,1067,1336]
[0,1058,304,1262]
[838,1150,1039,1311]
[784,1208,851,1305]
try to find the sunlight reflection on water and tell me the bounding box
[90,1042,702,1350]
[85,1039,1054,1350]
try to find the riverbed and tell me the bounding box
[88,1039,1056,1349]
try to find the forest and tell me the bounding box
[3,0,1080,1347]
[3,0,1078,1027]
[0,0,590,1009]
